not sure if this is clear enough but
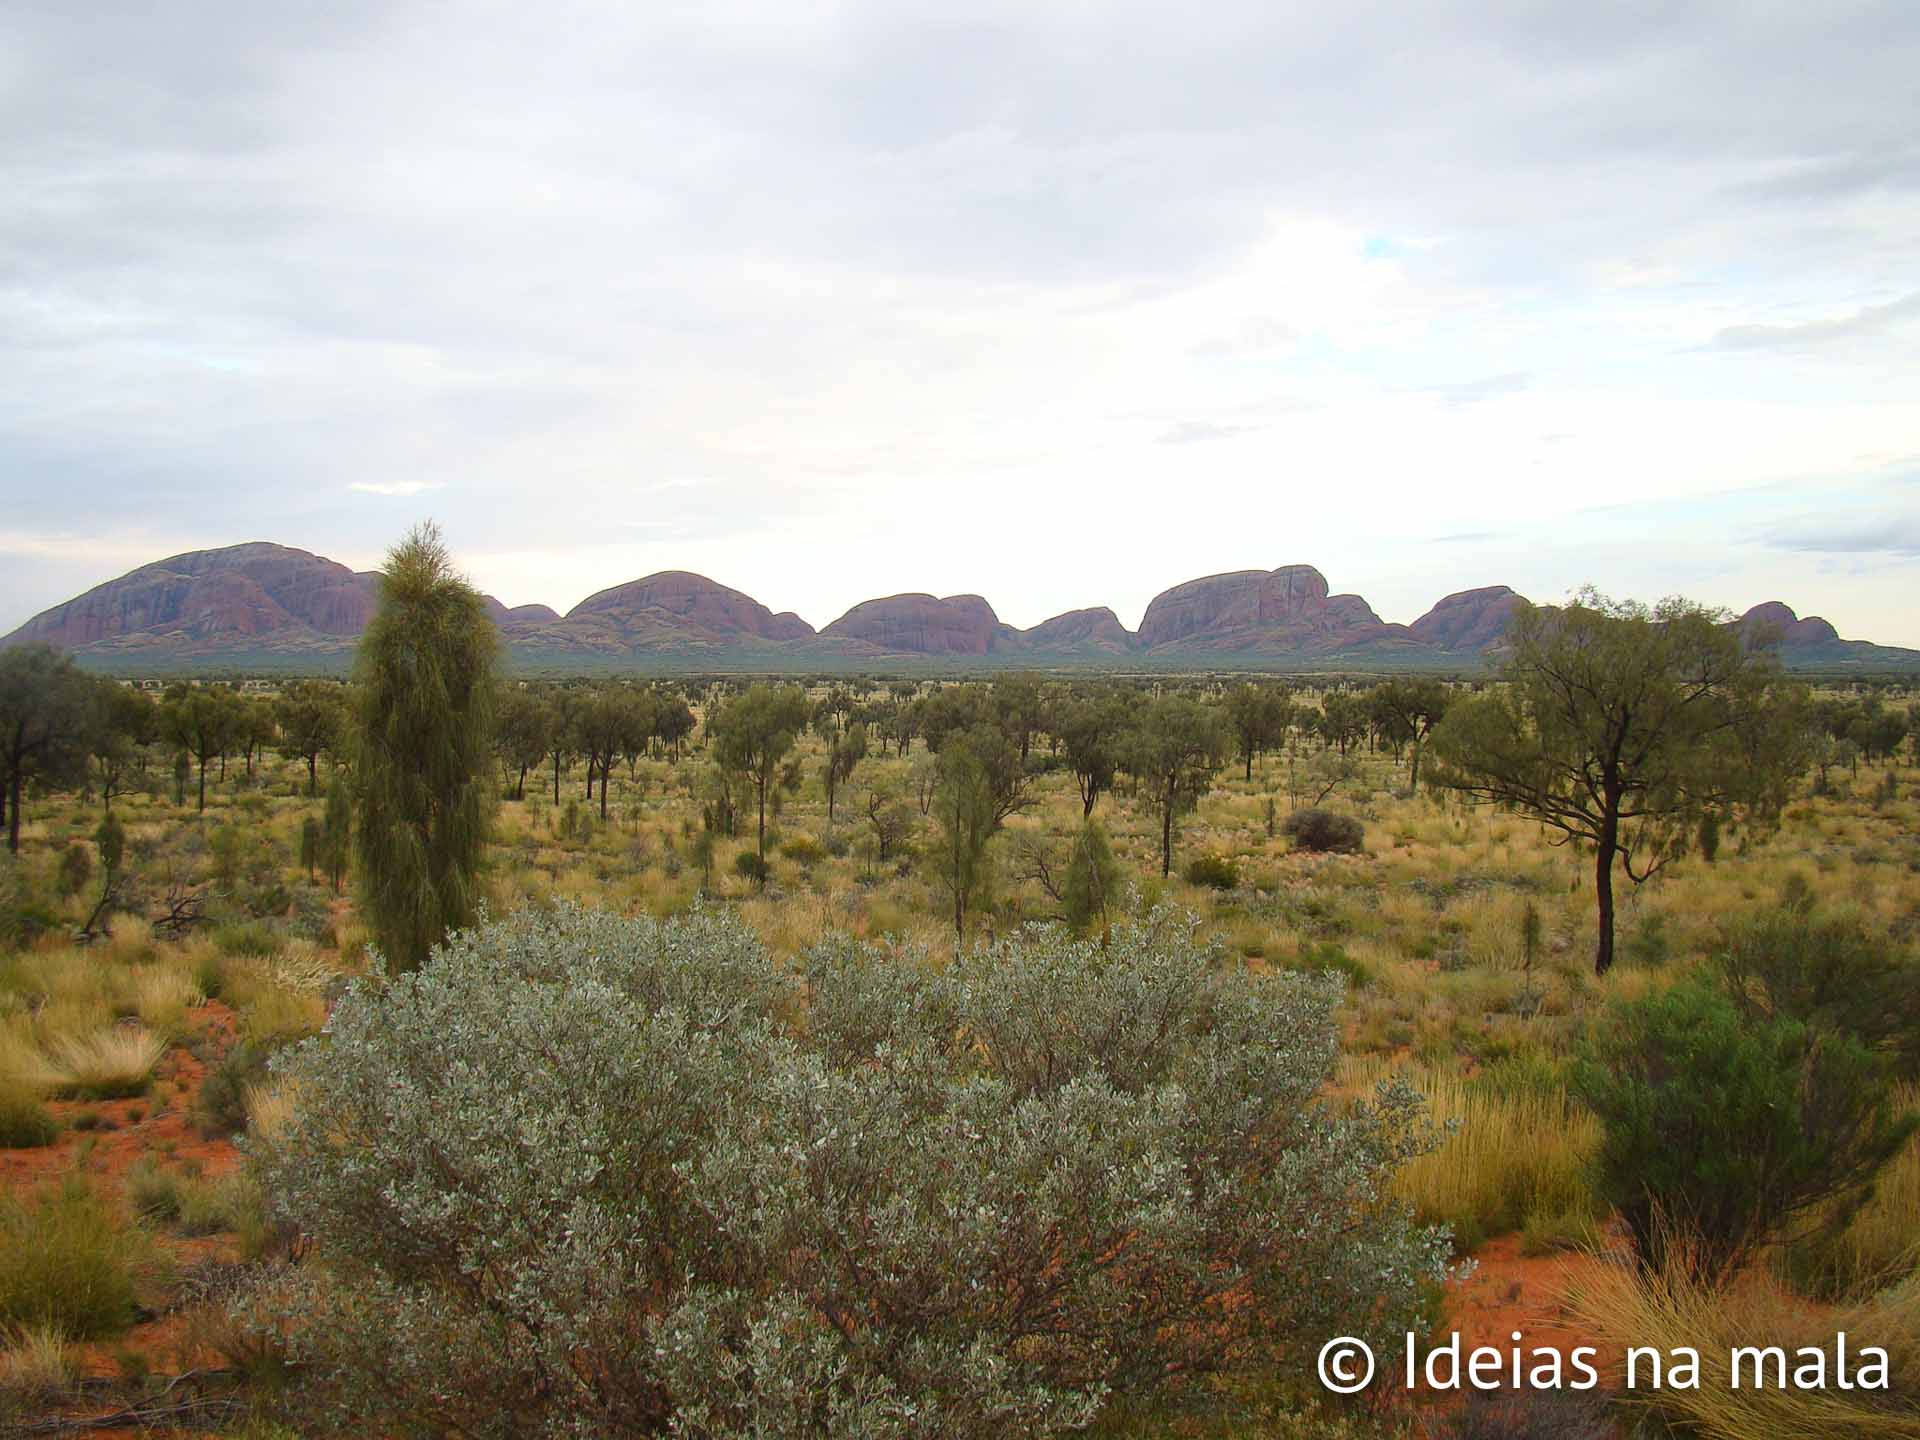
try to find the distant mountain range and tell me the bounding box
[5,542,1916,674]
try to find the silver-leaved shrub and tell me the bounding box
[248,903,1448,1438]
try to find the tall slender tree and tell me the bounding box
[352,523,499,972]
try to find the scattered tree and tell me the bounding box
[1124,697,1229,878]
[1429,592,1807,974]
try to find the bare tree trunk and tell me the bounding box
[1594,810,1618,976]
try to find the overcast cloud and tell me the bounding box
[4,0,1918,643]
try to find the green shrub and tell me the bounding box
[1293,940,1372,988]
[0,1081,59,1148]
[196,1041,275,1136]
[1182,853,1239,890]
[1620,909,1671,968]
[779,834,825,867]
[56,844,93,899]
[252,905,1449,1438]
[1279,809,1364,854]
[732,850,769,886]
[1574,980,1916,1285]
[213,921,277,958]
[1060,820,1122,931]
[0,1179,147,1340]
[1711,906,1920,1078]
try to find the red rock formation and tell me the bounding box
[1135,564,1401,653]
[1736,602,1840,649]
[1407,586,1525,652]
[2,542,379,651]
[1019,607,1136,653]
[559,571,817,644]
[822,594,1013,654]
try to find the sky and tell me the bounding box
[4,0,1919,644]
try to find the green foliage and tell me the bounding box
[55,842,91,898]
[1280,808,1365,854]
[928,732,1003,934]
[1123,696,1229,877]
[196,1040,276,1137]
[1060,819,1122,931]
[1711,906,1920,1079]
[0,645,94,851]
[0,1080,58,1148]
[320,774,352,893]
[352,523,498,972]
[94,811,125,880]
[1696,809,1720,863]
[1620,909,1671,968]
[1428,591,1808,974]
[1292,940,1372,988]
[1182,853,1239,890]
[0,1179,147,1340]
[732,850,769,886]
[1573,979,1916,1285]
[708,683,811,862]
[779,834,825,868]
[252,905,1448,1439]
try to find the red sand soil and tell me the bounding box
[7,1003,247,1435]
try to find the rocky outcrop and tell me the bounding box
[1019,607,1135,653]
[821,594,1014,655]
[564,571,813,642]
[2,543,379,652]
[1408,586,1525,652]
[487,600,562,628]
[9,543,1913,672]
[1135,564,1402,653]
[505,571,819,654]
[1737,602,1841,649]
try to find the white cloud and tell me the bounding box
[347,481,444,497]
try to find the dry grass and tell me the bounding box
[49,1025,166,1100]
[1344,1056,1603,1253]
[243,1080,298,1145]
[1572,1254,1920,1439]
[0,1322,72,1402]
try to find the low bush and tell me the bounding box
[732,850,769,886]
[1575,980,1917,1284]
[0,1179,149,1340]
[1280,809,1365,854]
[1181,853,1239,889]
[1712,906,1920,1079]
[779,834,825,868]
[252,904,1449,1438]
[0,1080,58,1148]
[197,1041,276,1136]
[1293,940,1373,989]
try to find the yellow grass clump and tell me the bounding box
[1572,1254,1920,1439]
[49,1026,166,1100]
[0,1322,72,1402]
[1344,1056,1603,1252]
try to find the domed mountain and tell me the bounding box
[1,543,381,657]
[821,594,1016,655]
[1135,564,1407,654]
